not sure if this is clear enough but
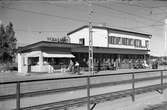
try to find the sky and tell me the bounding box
[0,0,167,56]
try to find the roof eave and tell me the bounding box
[67,25,151,38]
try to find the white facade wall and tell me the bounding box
[70,28,89,45]
[69,27,150,50]
[18,53,22,73]
[69,28,108,47]
[93,28,108,47]
[18,53,28,73]
[18,51,43,73]
[18,51,56,73]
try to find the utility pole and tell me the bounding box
[164,19,167,67]
[88,2,94,75]
[87,3,94,110]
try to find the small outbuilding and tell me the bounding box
[17,41,80,73]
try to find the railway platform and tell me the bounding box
[0,69,167,110]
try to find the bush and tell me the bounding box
[0,66,10,72]
[0,63,18,72]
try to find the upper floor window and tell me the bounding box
[108,36,145,48]
[108,36,121,45]
[134,39,142,47]
[79,38,85,45]
[145,40,149,49]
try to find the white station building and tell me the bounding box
[68,25,150,50]
[18,25,151,73]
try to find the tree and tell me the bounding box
[0,22,17,64]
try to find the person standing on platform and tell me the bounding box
[129,59,132,69]
[113,60,117,70]
[48,63,54,73]
[68,60,74,72]
[75,61,80,74]
[97,60,101,73]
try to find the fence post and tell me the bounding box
[87,77,90,110]
[16,82,20,110]
[132,72,135,102]
[161,71,163,94]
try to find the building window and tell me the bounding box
[134,39,142,47]
[116,37,121,44]
[130,39,134,46]
[145,40,149,48]
[125,38,128,45]
[79,38,85,45]
[128,39,132,46]
[108,35,144,48]
[122,38,126,45]
[139,40,142,47]
[108,36,114,44]
[119,38,122,45]
[113,37,117,44]
[108,36,111,44]
[134,39,137,47]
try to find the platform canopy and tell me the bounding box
[24,51,75,58]
[24,51,41,57]
[43,52,75,58]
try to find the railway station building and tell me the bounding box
[18,25,151,73]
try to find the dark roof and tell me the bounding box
[18,41,149,55]
[67,25,151,39]
[18,41,83,52]
[72,46,149,55]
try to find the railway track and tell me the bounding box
[1,75,166,101]
[15,83,167,110]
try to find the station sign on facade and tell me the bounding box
[47,37,68,43]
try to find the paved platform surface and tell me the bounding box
[1,65,166,83]
[0,68,163,82]
[0,77,167,110]
[0,67,167,110]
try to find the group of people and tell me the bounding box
[98,59,150,70]
[65,58,158,74]
[67,60,80,74]
[151,59,159,69]
[126,59,159,69]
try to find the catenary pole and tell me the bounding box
[164,19,167,68]
[88,2,94,75]
[87,2,94,110]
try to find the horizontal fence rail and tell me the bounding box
[0,69,167,110]
[1,75,167,101]
[1,69,166,84]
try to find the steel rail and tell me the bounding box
[1,69,167,110]
[14,83,167,110]
[0,69,166,85]
[1,75,167,101]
